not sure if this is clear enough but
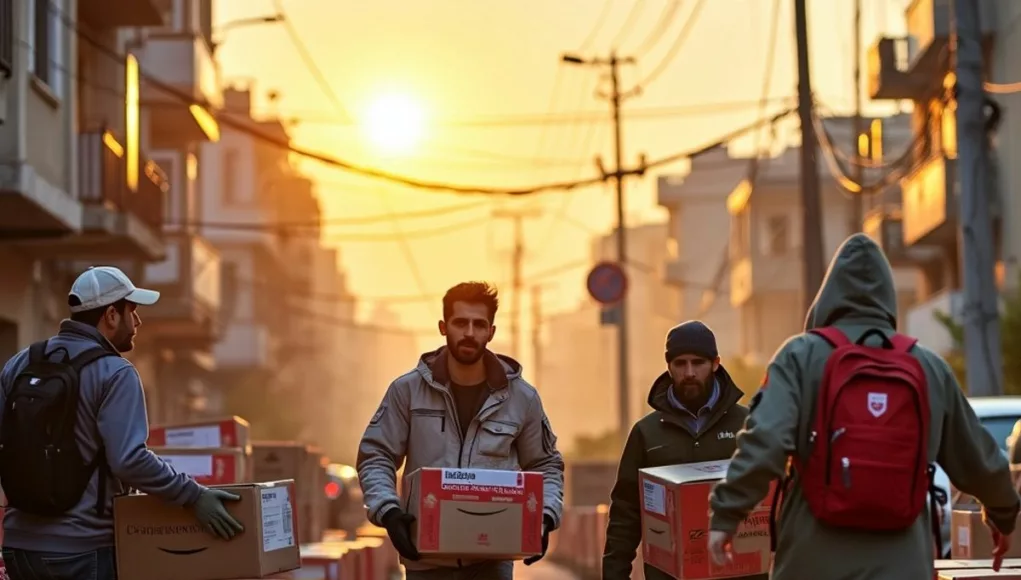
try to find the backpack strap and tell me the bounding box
[69,347,118,375]
[27,340,48,364]
[890,333,918,353]
[809,327,851,348]
[67,346,118,518]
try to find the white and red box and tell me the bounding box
[148,416,250,449]
[403,467,544,560]
[639,460,774,580]
[151,447,248,485]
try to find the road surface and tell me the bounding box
[513,560,581,579]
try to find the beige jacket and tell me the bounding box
[356,347,565,570]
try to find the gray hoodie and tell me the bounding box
[0,321,204,552]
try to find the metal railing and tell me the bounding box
[78,130,167,233]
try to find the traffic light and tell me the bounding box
[325,481,341,499]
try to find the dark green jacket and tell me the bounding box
[708,234,1021,580]
[602,365,763,580]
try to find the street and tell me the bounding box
[513,561,581,580]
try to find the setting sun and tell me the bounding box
[361,93,426,155]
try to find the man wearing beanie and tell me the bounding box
[602,321,765,580]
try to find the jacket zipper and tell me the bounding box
[465,400,501,467]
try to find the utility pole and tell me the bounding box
[492,206,542,360]
[953,0,1003,396]
[531,284,542,389]
[562,51,643,445]
[794,0,826,312]
[850,0,865,232]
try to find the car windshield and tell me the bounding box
[980,416,1020,451]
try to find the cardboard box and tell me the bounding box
[114,480,300,580]
[952,510,1021,560]
[639,460,773,580]
[149,416,251,450]
[294,543,347,580]
[152,447,249,486]
[402,467,543,559]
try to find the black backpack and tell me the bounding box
[0,340,117,517]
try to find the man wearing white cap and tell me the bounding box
[0,266,243,580]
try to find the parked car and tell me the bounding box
[933,396,1021,557]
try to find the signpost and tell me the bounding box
[587,261,628,306]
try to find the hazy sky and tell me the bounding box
[213,0,910,353]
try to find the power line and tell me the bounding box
[180,199,489,229]
[64,12,796,198]
[611,0,648,49]
[270,0,351,122]
[634,0,706,91]
[577,0,615,52]
[272,98,790,127]
[634,0,684,56]
[193,214,486,241]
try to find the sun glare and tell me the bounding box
[362,94,426,155]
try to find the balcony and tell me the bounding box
[863,206,943,267]
[868,37,920,100]
[143,232,222,346]
[905,0,996,79]
[901,154,957,248]
[729,252,801,308]
[214,322,275,371]
[79,0,162,28]
[135,35,221,147]
[75,131,165,260]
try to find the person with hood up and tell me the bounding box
[603,320,766,580]
[707,233,1021,579]
[356,281,564,580]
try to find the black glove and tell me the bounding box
[381,507,421,561]
[524,515,555,566]
[191,488,244,540]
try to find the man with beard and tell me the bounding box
[0,266,242,580]
[357,281,565,580]
[602,321,766,580]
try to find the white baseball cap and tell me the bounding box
[68,266,161,313]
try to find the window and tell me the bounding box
[222,149,240,204]
[0,0,13,77]
[30,0,61,96]
[220,262,238,321]
[764,214,790,256]
[153,155,179,225]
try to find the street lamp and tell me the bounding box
[561,53,586,65]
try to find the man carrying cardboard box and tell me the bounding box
[602,321,766,580]
[357,281,565,579]
[706,235,1021,579]
[0,267,243,580]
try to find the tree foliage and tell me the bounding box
[935,284,1021,395]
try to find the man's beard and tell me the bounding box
[448,335,485,365]
[112,321,135,353]
[673,374,713,404]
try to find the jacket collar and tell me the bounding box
[57,320,122,355]
[430,347,509,390]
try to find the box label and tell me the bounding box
[160,455,214,477]
[164,425,222,448]
[440,468,523,488]
[642,480,666,516]
[261,486,295,552]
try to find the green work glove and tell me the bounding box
[191,488,244,540]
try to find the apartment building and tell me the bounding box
[725,115,917,363]
[656,148,746,356]
[0,0,175,364]
[867,0,1018,353]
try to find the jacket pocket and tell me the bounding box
[477,420,519,458]
[410,408,447,433]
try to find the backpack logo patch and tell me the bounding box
[867,392,888,418]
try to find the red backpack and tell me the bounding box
[769,327,941,547]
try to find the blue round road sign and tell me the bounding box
[587,261,628,305]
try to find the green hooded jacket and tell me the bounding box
[708,233,1020,580]
[603,366,767,580]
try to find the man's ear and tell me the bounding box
[712,356,721,372]
[488,325,497,341]
[438,320,447,336]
